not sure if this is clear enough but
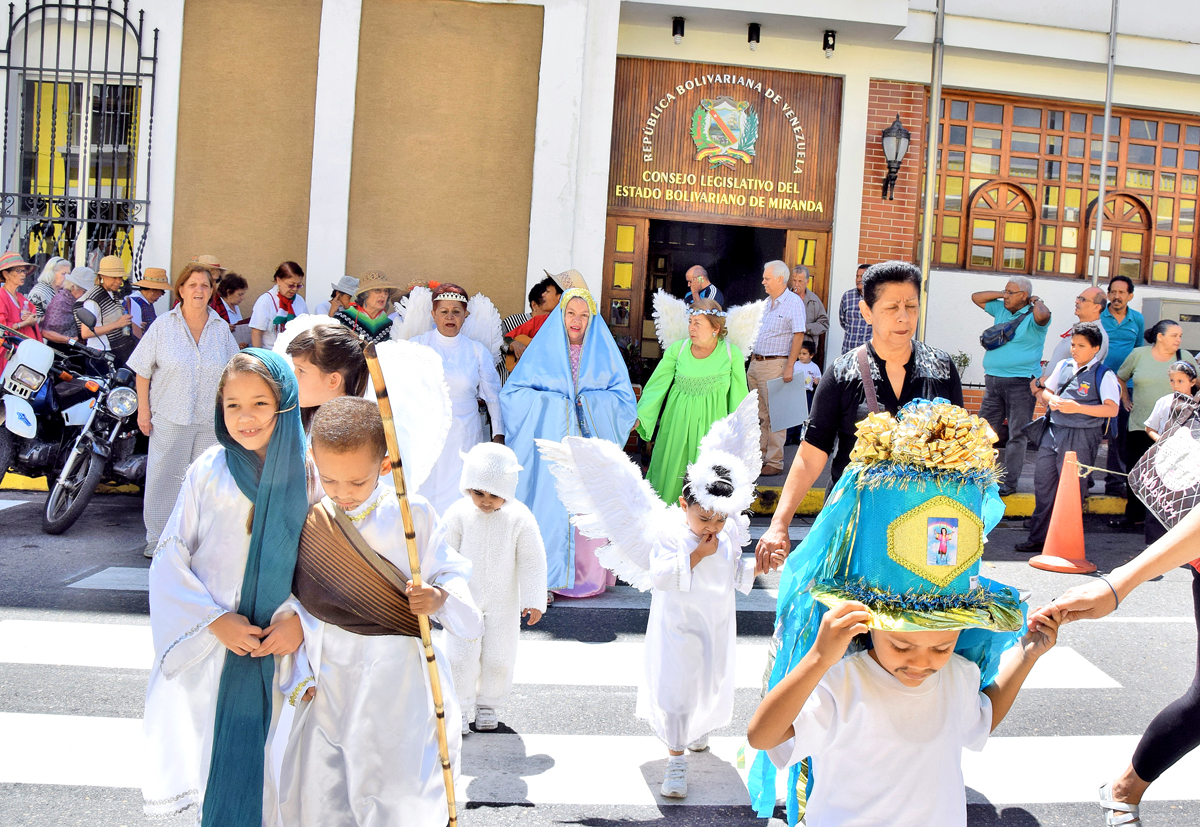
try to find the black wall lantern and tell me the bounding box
[880,115,911,200]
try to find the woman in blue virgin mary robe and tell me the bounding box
[500,288,637,598]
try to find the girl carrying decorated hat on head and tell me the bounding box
[746,399,1063,827]
[141,349,313,824]
[538,392,764,797]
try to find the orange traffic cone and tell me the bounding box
[1029,450,1096,574]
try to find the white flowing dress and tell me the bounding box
[276,485,483,827]
[636,512,756,750]
[414,329,503,514]
[142,445,310,821]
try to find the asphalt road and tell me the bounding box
[0,490,1198,826]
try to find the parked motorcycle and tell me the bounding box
[39,309,147,534]
[1,326,107,490]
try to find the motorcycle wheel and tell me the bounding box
[42,450,105,535]
[0,428,13,483]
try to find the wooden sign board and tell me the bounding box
[608,58,843,229]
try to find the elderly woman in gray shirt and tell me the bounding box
[126,263,238,557]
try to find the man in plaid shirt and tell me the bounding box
[839,263,872,354]
[748,260,807,476]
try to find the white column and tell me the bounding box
[139,0,186,275]
[304,0,363,305]
[524,0,620,300]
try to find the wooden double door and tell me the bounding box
[600,213,831,357]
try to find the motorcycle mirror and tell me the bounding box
[76,308,98,330]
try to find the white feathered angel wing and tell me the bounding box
[652,289,688,352]
[726,299,766,356]
[698,390,764,481]
[272,314,334,364]
[364,339,452,491]
[392,286,433,341]
[461,292,503,365]
[536,436,668,591]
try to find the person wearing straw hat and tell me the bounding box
[0,251,41,372]
[41,266,94,345]
[747,399,1063,827]
[127,268,171,340]
[333,270,396,344]
[77,254,135,363]
[192,253,227,284]
[313,275,359,318]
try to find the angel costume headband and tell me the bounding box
[689,307,727,318]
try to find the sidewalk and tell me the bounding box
[751,440,1127,519]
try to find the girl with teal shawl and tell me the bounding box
[142,349,310,825]
[500,288,637,597]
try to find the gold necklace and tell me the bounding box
[345,494,384,522]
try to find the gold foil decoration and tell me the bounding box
[849,402,998,473]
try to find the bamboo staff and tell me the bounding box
[363,343,457,827]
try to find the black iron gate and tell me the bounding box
[0,0,156,274]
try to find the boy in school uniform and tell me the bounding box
[748,399,1062,827]
[277,396,483,827]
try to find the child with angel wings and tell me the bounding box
[538,393,764,798]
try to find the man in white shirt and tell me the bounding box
[1033,285,1109,395]
[747,260,806,475]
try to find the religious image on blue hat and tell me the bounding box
[749,398,1028,823]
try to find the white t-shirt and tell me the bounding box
[248,286,308,349]
[1145,392,1184,435]
[767,650,993,827]
[313,300,333,317]
[792,360,822,390]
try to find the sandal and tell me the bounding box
[1099,782,1141,825]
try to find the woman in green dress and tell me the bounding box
[636,298,749,503]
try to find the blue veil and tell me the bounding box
[500,292,637,589]
[202,348,308,827]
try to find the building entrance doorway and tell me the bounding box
[601,214,830,362]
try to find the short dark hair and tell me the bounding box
[310,397,387,462]
[1071,323,1103,348]
[1146,319,1181,345]
[273,260,305,282]
[528,276,560,308]
[800,338,816,354]
[861,261,921,308]
[1108,275,1135,294]
[217,272,247,297]
[856,263,871,273]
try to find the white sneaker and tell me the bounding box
[661,756,687,799]
[461,714,470,735]
[475,706,498,730]
[686,734,709,752]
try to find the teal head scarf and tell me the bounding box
[202,348,308,827]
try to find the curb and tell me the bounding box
[0,473,140,495]
[751,486,1126,519]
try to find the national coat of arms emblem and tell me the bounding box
[690,96,758,169]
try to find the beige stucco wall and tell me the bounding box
[170,0,322,301]
[346,0,543,317]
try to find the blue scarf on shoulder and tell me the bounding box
[202,348,308,827]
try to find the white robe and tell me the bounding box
[277,485,483,827]
[141,445,310,822]
[442,496,546,714]
[414,329,504,514]
[636,512,756,750]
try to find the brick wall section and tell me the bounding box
[858,80,927,264]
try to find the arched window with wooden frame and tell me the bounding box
[966,180,1035,273]
[1083,192,1152,282]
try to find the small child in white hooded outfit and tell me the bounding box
[443,442,548,732]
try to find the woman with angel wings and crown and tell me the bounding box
[635,291,764,504]
[393,282,505,515]
[538,393,764,798]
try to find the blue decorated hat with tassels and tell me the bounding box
[808,398,1024,635]
[749,398,1027,824]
